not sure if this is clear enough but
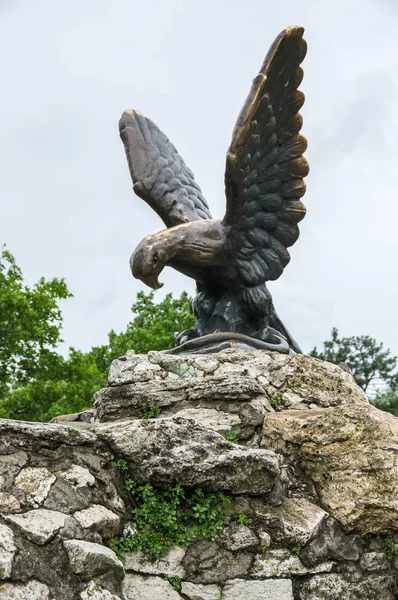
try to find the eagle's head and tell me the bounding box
[130,236,166,290]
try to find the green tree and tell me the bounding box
[372,388,398,417]
[310,327,398,393]
[0,245,72,398]
[1,248,194,421]
[0,349,105,422]
[91,291,195,378]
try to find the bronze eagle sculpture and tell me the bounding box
[119,26,308,355]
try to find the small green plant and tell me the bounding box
[237,511,252,525]
[376,532,398,560]
[260,544,268,553]
[116,459,128,471]
[292,546,301,555]
[268,396,282,409]
[222,430,239,443]
[140,402,161,419]
[163,576,182,591]
[109,475,231,560]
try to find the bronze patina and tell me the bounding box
[119,26,308,354]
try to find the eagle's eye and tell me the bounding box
[152,253,158,267]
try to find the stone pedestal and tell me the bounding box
[1,349,398,599]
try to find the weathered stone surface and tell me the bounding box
[250,497,327,546]
[98,350,365,420]
[172,407,241,434]
[123,574,181,600]
[63,539,124,579]
[80,580,122,600]
[251,549,334,577]
[0,492,20,512]
[125,546,185,577]
[180,581,221,600]
[74,505,120,540]
[58,464,96,488]
[0,522,16,579]
[14,467,56,507]
[0,579,50,599]
[299,573,394,600]
[222,578,294,600]
[96,418,279,494]
[262,404,398,533]
[0,418,96,448]
[299,518,363,565]
[221,523,258,551]
[4,508,69,545]
[182,540,252,583]
[360,551,390,572]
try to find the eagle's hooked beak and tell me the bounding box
[141,273,164,290]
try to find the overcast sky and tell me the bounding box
[1,0,398,357]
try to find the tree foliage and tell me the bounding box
[310,327,398,393]
[0,246,71,398]
[0,247,194,421]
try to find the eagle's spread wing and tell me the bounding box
[119,110,212,228]
[223,26,308,285]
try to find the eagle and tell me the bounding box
[119,26,308,354]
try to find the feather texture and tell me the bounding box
[119,110,212,228]
[223,26,308,283]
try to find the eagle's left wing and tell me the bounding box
[120,110,212,228]
[223,26,308,285]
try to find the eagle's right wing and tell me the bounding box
[119,110,212,227]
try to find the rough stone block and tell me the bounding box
[63,539,124,580]
[4,508,69,545]
[74,504,120,540]
[222,578,294,600]
[0,523,16,579]
[124,547,185,577]
[0,580,50,599]
[123,574,181,600]
[96,417,279,494]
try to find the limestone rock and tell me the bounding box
[262,404,398,533]
[4,508,69,545]
[0,522,16,579]
[180,581,221,600]
[96,418,279,494]
[74,504,120,540]
[58,464,96,488]
[299,573,395,600]
[360,551,390,572]
[14,467,56,507]
[182,540,252,583]
[0,579,50,599]
[221,523,258,551]
[222,578,294,600]
[250,497,327,546]
[63,539,124,580]
[0,492,20,513]
[122,574,181,600]
[125,546,185,577]
[299,518,363,565]
[251,549,334,577]
[80,580,122,600]
[171,407,241,435]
